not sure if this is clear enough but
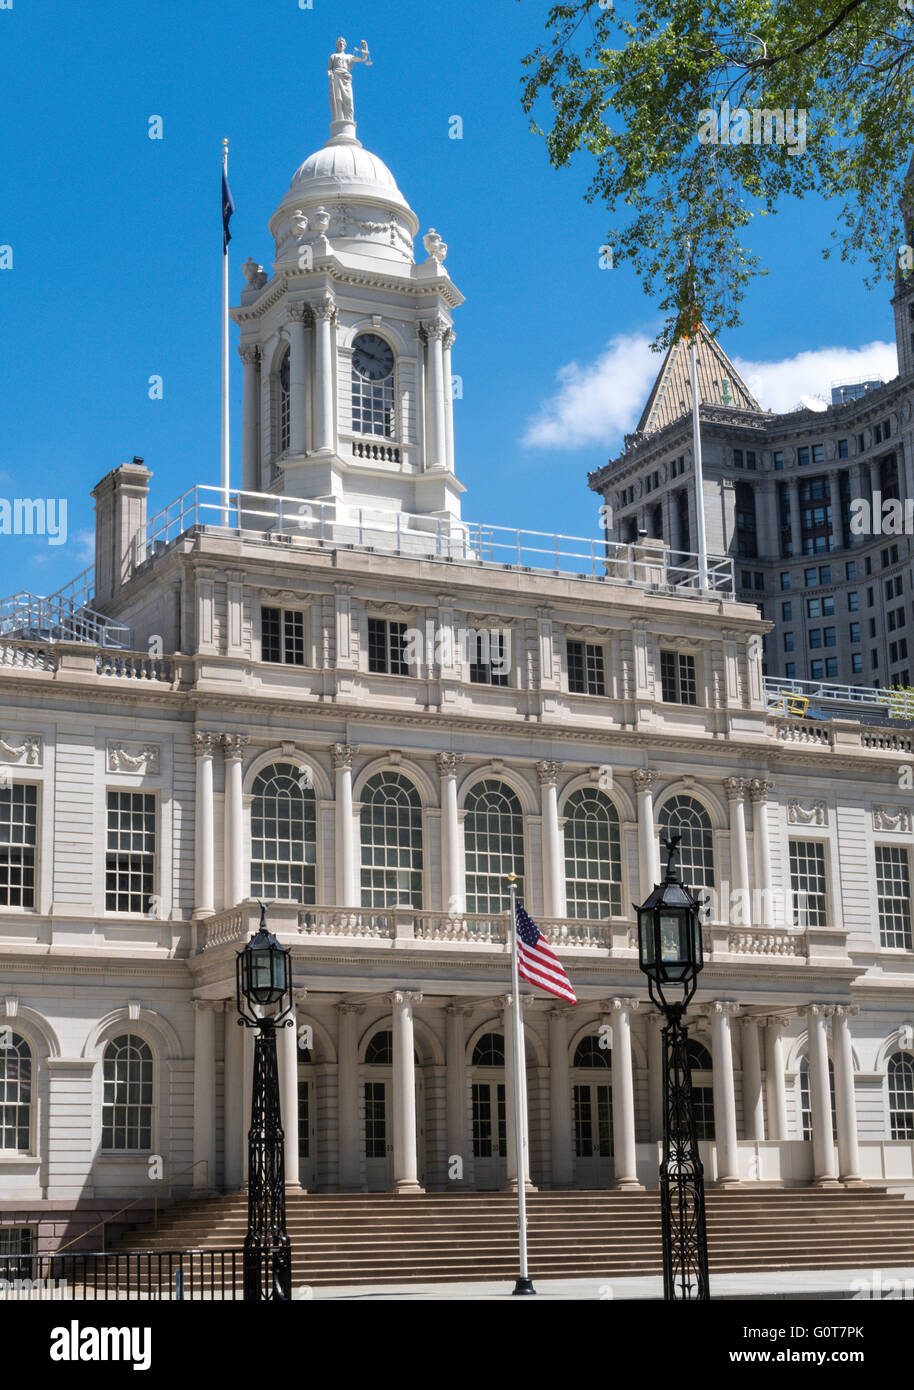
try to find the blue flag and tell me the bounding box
[222,169,235,253]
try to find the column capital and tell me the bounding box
[420,314,449,341]
[442,328,456,351]
[436,752,463,777]
[238,344,262,365]
[193,731,220,759]
[331,742,358,771]
[601,997,641,1016]
[192,997,224,1013]
[632,768,656,793]
[536,759,562,787]
[498,993,534,1012]
[311,292,337,322]
[762,1014,791,1029]
[287,301,313,325]
[832,1004,859,1020]
[803,1003,836,1019]
[336,1001,365,1017]
[748,777,774,802]
[222,733,250,761]
[446,1002,473,1018]
[724,776,749,802]
[711,1000,740,1017]
[389,990,423,1007]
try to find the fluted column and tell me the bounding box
[437,753,464,914]
[607,998,642,1189]
[423,316,448,470]
[764,1016,789,1141]
[312,292,337,454]
[537,760,565,918]
[390,991,424,1193]
[805,1004,839,1186]
[647,1011,664,1142]
[832,1005,863,1184]
[548,1009,574,1186]
[633,769,660,900]
[192,1000,220,1191]
[287,304,310,456]
[222,734,249,909]
[749,779,775,927]
[337,1003,362,1190]
[502,995,534,1189]
[725,777,751,926]
[332,744,358,906]
[442,328,456,473]
[278,993,304,1188]
[742,1016,764,1140]
[445,1004,469,1185]
[223,1004,244,1189]
[239,345,262,492]
[193,732,217,918]
[711,1002,741,1184]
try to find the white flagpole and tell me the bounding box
[507,875,535,1295]
[221,137,230,528]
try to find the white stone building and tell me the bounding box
[1,85,913,1265]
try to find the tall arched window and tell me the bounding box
[573,1036,611,1069]
[472,1033,505,1067]
[687,1040,715,1140]
[102,1034,153,1151]
[0,1033,32,1151]
[464,780,525,914]
[277,349,291,454]
[659,795,715,895]
[250,763,317,903]
[888,1052,914,1139]
[360,772,423,908]
[799,1055,837,1141]
[564,788,622,918]
[351,332,395,438]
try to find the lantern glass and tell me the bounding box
[638,909,655,969]
[659,910,683,963]
[243,943,287,1006]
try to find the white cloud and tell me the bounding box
[732,341,898,413]
[521,332,658,449]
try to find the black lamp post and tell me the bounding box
[635,834,710,1300]
[235,901,293,1301]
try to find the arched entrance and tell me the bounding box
[572,1035,613,1187]
[470,1032,507,1189]
[361,1028,424,1191]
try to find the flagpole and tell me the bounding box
[507,874,535,1295]
[221,137,230,528]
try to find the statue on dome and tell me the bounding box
[328,38,371,126]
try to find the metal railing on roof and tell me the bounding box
[764,675,914,721]
[0,578,131,650]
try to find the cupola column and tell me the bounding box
[313,293,337,454]
[288,304,311,457]
[239,346,262,492]
[423,316,448,470]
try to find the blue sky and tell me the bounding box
[0,0,904,598]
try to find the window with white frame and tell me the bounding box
[351,332,396,438]
[0,1226,34,1281]
[464,780,524,914]
[888,1052,914,1138]
[0,783,37,909]
[789,839,828,928]
[105,792,156,914]
[567,640,606,696]
[659,796,715,895]
[360,772,423,909]
[367,618,408,675]
[799,1055,837,1140]
[0,1032,32,1151]
[102,1033,153,1150]
[563,788,621,918]
[875,845,913,950]
[261,606,305,665]
[250,762,316,903]
[660,650,698,705]
[469,631,510,687]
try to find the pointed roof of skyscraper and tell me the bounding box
[635,323,762,434]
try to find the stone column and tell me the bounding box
[606,998,642,1189]
[633,769,660,900]
[277,994,303,1188]
[222,734,249,910]
[390,991,424,1193]
[711,1002,741,1185]
[193,732,217,918]
[287,304,310,456]
[223,1004,244,1190]
[332,744,358,906]
[537,760,565,918]
[337,1003,362,1190]
[437,753,464,914]
[832,1005,863,1184]
[548,1009,574,1187]
[724,777,751,927]
[423,316,448,470]
[805,1005,839,1186]
[192,1000,219,1191]
[647,1011,664,1142]
[312,292,337,454]
[749,779,775,928]
[239,345,262,492]
[442,328,456,473]
[445,1004,469,1185]
[742,1016,765,1141]
[502,995,534,1189]
[764,1016,789,1141]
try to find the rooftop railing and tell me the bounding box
[764,676,914,722]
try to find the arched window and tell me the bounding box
[250,763,317,903]
[102,1034,153,1151]
[351,332,395,439]
[564,788,622,919]
[799,1056,837,1141]
[472,1033,505,1067]
[360,772,423,909]
[0,1032,32,1151]
[277,349,291,454]
[364,1030,418,1065]
[888,1052,914,1139]
[573,1035,611,1069]
[686,1040,715,1140]
[659,796,715,894]
[464,780,525,914]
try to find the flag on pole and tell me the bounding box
[222,168,235,252]
[514,900,577,1003]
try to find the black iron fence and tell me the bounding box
[0,1249,251,1300]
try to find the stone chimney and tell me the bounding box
[91,459,152,608]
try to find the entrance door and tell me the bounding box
[363,1079,393,1190]
[472,1080,507,1189]
[573,1082,613,1187]
[297,1072,317,1190]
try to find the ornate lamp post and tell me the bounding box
[635,834,710,1300]
[235,902,293,1301]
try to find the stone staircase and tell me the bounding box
[106,1188,914,1286]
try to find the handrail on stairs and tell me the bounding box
[52,1158,210,1254]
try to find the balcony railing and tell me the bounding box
[764,675,914,722]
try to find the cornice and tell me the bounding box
[231,264,462,325]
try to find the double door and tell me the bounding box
[472,1079,507,1189]
[573,1081,613,1187]
[363,1074,426,1190]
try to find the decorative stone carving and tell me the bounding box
[222,734,250,762]
[436,752,462,777]
[239,344,262,365]
[0,734,41,767]
[107,741,160,774]
[241,258,268,290]
[787,798,826,825]
[421,315,448,341]
[328,37,371,126]
[423,228,447,263]
[291,209,310,237]
[724,776,748,802]
[193,732,219,759]
[287,302,313,325]
[632,768,655,793]
[331,743,356,771]
[873,805,912,833]
[312,292,337,322]
[748,778,774,802]
[536,760,562,787]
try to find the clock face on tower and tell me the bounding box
[352,333,394,381]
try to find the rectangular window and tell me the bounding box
[773,451,784,470]
[819,566,831,585]
[782,601,792,621]
[783,632,794,652]
[746,450,757,470]
[812,444,824,464]
[845,561,857,581]
[470,631,509,686]
[849,622,860,643]
[780,573,791,591]
[660,651,698,705]
[848,591,859,612]
[733,448,743,468]
[822,596,835,616]
[785,662,796,678]
[807,598,821,618]
[811,659,824,679]
[804,567,817,587]
[824,626,836,647]
[0,1228,34,1282]
[876,846,913,950]
[261,606,305,665]
[809,628,822,648]
[106,791,156,914]
[0,784,37,909]
[826,657,838,677]
[797,446,810,466]
[852,653,863,673]
[838,439,849,459]
[790,839,827,927]
[367,618,408,676]
[567,640,606,696]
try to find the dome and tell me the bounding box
[289,141,402,199]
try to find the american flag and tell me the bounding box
[515,900,577,1004]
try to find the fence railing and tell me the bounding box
[764,675,914,720]
[0,1248,245,1300]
